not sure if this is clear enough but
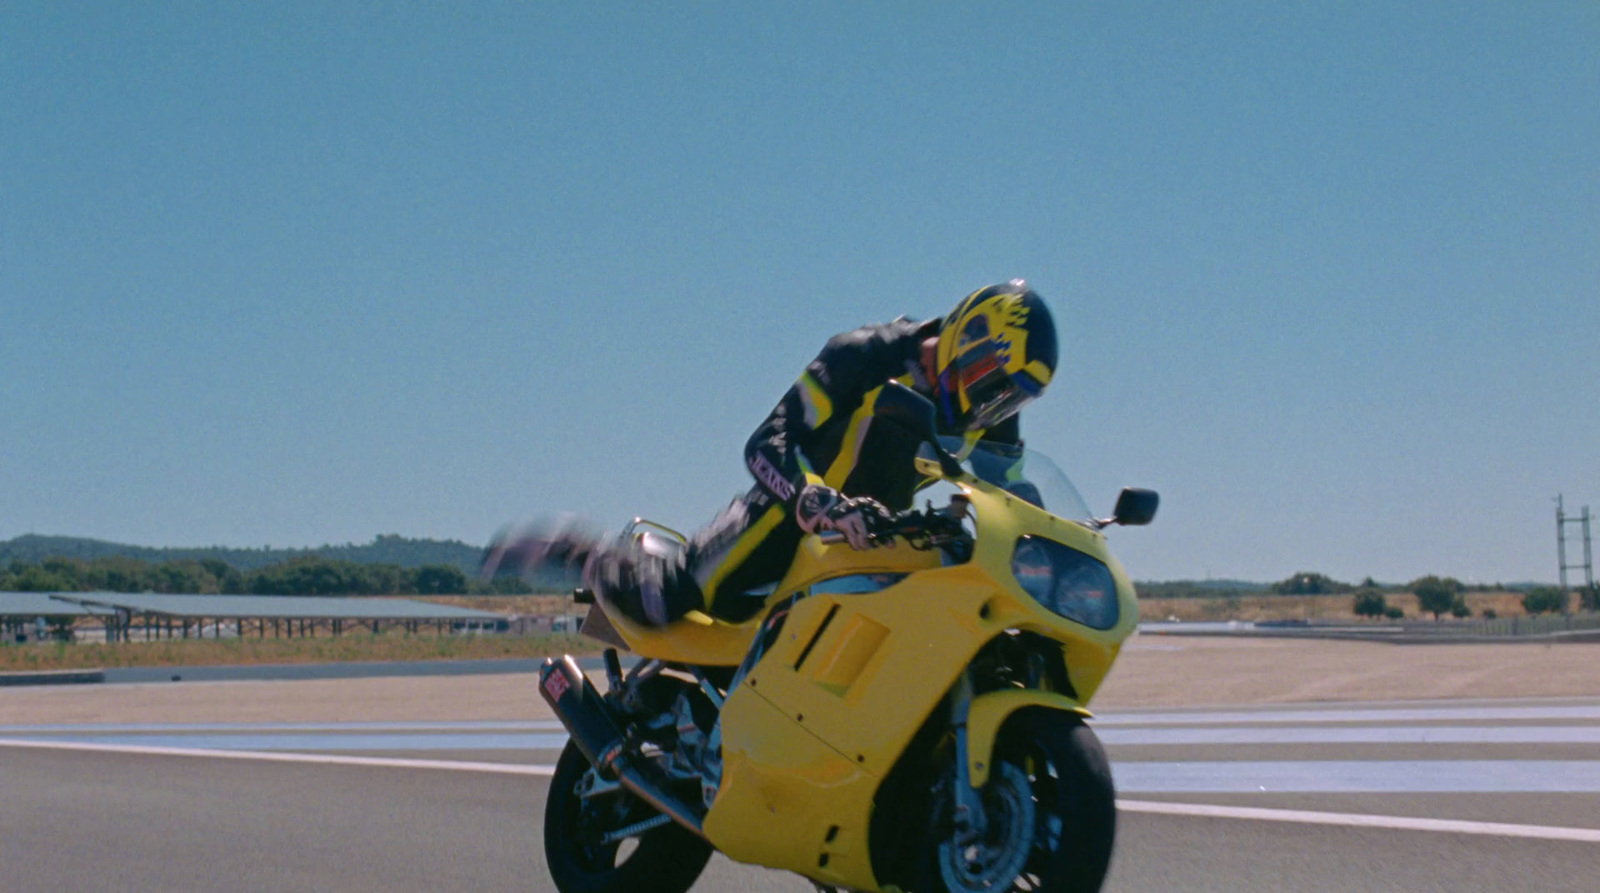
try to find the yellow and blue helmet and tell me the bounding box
[934,280,1058,430]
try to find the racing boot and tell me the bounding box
[480,515,599,585]
[581,531,705,627]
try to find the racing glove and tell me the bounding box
[795,484,891,550]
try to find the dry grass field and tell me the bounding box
[5,635,1600,727]
[0,632,594,673]
[1135,590,1532,623]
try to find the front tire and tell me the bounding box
[544,741,713,893]
[923,709,1116,893]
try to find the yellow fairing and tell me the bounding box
[965,689,1090,788]
[600,605,761,668]
[701,479,1138,890]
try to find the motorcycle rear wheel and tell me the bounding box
[544,741,713,893]
[922,709,1116,893]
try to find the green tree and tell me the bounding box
[1352,590,1388,618]
[250,557,363,595]
[413,565,468,595]
[155,561,206,594]
[1522,587,1567,615]
[87,557,155,593]
[1411,575,1463,620]
[10,564,76,592]
[360,564,405,595]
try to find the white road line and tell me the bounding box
[1098,725,1600,745]
[1115,760,1600,793]
[0,720,567,734]
[0,738,555,775]
[9,738,1600,843]
[1118,799,1600,843]
[1093,704,1600,726]
[12,723,1600,750]
[20,724,1600,752]
[12,732,571,751]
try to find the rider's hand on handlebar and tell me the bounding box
[796,484,893,550]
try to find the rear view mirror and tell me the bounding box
[1110,488,1159,527]
[874,381,964,477]
[874,380,938,439]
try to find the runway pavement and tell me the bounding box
[2,696,1598,891]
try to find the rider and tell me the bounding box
[487,280,1058,627]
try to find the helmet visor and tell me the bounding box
[957,343,1045,430]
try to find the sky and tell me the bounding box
[3,3,1596,585]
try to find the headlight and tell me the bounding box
[1010,536,1120,630]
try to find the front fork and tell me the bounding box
[950,669,988,846]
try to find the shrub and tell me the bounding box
[1449,597,1471,619]
[1482,608,1498,619]
[1522,587,1567,615]
[1383,606,1405,620]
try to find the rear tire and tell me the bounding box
[544,741,713,893]
[921,709,1116,893]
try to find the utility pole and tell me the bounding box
[1557,495,1595,611]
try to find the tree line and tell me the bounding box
[1,555,537,597]
[1141,571,1597,620]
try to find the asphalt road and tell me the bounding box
[4,697,1599,892]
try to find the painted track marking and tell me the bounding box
[0,737,555,775]
[1115,760,1600,793]
[1118,799,1600,843]
[1093,704,1600,726]
[5,738,1600,843]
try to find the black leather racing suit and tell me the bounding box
[604,316,1022,627]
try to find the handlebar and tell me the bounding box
[816,496,971,551]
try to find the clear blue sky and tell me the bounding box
[4,4,1596,584]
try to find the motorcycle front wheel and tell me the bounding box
[544,741,713,893]
[922,709,1116,893]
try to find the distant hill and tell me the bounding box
[0,534,484,574]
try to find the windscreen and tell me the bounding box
[931,436,1095,522]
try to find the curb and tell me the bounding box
[0,669,106,687]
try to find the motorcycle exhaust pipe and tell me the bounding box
[539,656,626,770]
[538,656,708,839]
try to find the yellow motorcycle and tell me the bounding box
[537,383,1156,893]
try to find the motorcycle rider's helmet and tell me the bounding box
[933,280,1058,431]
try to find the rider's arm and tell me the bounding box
[743,370,831,508]
[744,320,923,509]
